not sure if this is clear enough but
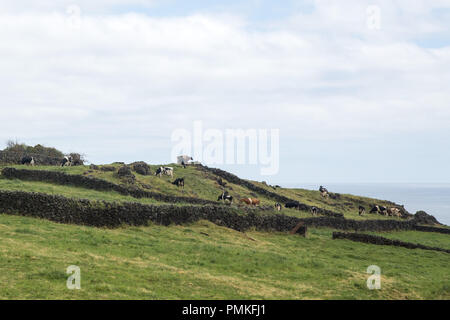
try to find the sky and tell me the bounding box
[0,0,449,185]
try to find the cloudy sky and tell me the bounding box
[0,0,449,184]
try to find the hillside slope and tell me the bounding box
[0,214,448,300]
[0,163,411,221]
[0,163,448,300]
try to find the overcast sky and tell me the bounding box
[0,0,449,184]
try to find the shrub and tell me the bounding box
[131,161,151,176]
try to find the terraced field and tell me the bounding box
[0,163,448,299]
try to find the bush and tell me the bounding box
[116,166,135,184]
[131,161,151,176]
[0,141,64,165]
[69,153,85,166]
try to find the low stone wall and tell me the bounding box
[332,232,450,254]
[1,167,217,206]
[0,190,424,234]
[196,165,343,218]
[414,225,450,234]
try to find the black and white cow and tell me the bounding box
[21,156,35,166]
[172,177,185,188]
[358,206,366,216]
[61,156,73,167]
[217,191,233,203]
[369,205,388,215]
[155,166,174,178]
[319,185,330,198]
[369,205,380,214]
[275,203,282,211]
[311,206,318,216]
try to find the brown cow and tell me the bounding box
[387,207,402,217]
[240,198,260,206]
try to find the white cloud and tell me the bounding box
[0,0,449,169]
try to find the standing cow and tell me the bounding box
[358,206,366,216]
[370,205,388,216]
[217,191,233,203]
[172,177,185,188]
[21,156,35,166]
[387,207,402,217]
[155,166,174,178]
[61,156,73,167]
[239,198,260,206]
[319,186,329,198]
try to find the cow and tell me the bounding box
[61,156,73,167]
[239,198,260,206]
[370,205,388,216]
[275,203,282,211]
[217,191,233,203]
[358,206,366,216]
[172,177,185,188]
[369,205,380,214]
[21,156,35,166]
[285,201,300,209]
[319,186,329,198]
[155,166,174,178]
[379,206,388,216]
[311,206,318,216]
[387,207,402,217]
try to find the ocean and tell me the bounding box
[294,183,450,226]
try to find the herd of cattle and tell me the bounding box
[18,158,403,218]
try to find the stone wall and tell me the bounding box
[332,232,449,254]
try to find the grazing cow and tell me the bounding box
[155,166,174,178]
[311,206,318,216]
[61,156,73,167]
[370,205,388,215]
[369,205,379,214]
[319,186,329,198]
[172,177,185,188]
[217,191,233,203]
[379,206,388,216]
[239,198,260,206]
[21,156,35,166]
[275,203,282,211]
[387,207,402,217]
[358,206,366,216]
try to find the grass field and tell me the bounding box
[0,214,448,300]
[0,164,449,299]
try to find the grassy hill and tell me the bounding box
[0,163,449,299]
